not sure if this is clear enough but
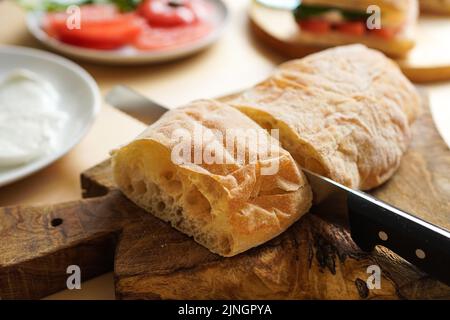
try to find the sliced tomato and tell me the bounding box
[369,28,396,40]
[58,16,144,50]
[133,22,211,50]
[44,5,145,50]
[335,21,366,36]
[298,20,331,34]
[44,4,119,29]
[138,0,198,27]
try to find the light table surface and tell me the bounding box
[0,0,449,299]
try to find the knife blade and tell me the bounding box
[106,86,450,286]
[303,169,450,286]
[105,85,169,124]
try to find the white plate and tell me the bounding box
[26,0,229,65]
[0,45,101,187]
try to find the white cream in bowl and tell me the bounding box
[0,69,68,167]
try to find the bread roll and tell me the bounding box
[231,45,421,190]
[112,100,312,257]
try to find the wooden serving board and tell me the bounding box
[249,2,450,83]
[0,101,449,300]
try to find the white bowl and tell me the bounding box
[0,45,101,187]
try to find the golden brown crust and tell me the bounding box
[231,45,421,190]
[112,100,312,257]
[302,0,414,12]
[291,31,416,59]
[419,0,450,14]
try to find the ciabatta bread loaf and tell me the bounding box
[231,45,421,190]
[112,45,420,257]
[112,100,312,257]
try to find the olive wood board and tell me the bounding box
[249,2,450,83]
[0,96,449,299]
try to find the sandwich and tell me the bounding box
[292,0,419,57]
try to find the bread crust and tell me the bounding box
[291,30,415,58]
[302,0,413,12]
[232,45,421,190]
[112,100,312,257]
[419,0,450,14]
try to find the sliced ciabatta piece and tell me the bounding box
[112,100,312,257]
[231,45,421,190]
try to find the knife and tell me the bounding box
[304,168,450,286]
[106,85,450,286]
[105,85,168,124]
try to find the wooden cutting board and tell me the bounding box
[0,100,449,300]
[249,2,450,83]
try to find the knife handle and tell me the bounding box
[347,192,450,286]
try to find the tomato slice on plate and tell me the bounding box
[44,5,145,50]
[44,4,119,29]
[298,20,331,34]
[133,23,211,50]
[138,0,199,27]
[335,21,366,36]
[57,15,144,50]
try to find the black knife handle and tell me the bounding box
[347,192,450,286]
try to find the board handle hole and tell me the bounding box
[51,218,63,227]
